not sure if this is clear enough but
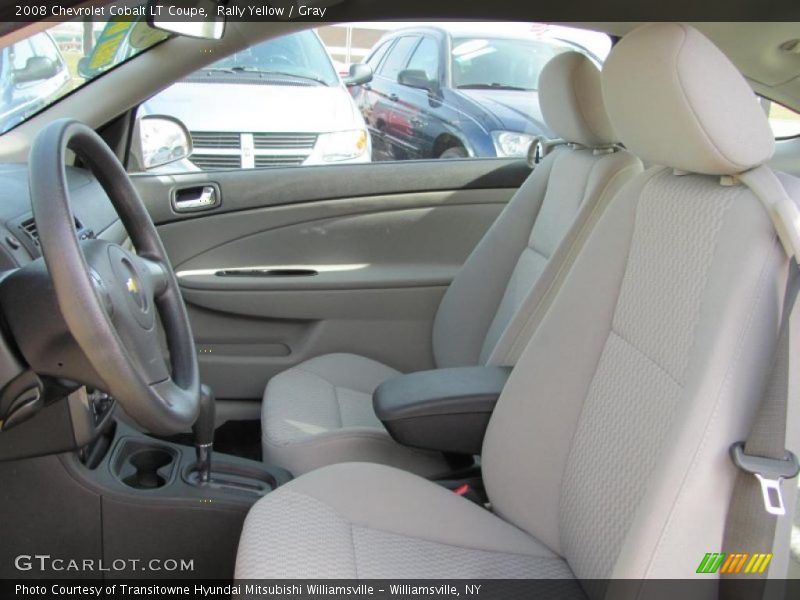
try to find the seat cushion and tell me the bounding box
[236,462,580,582]
[262,353,449,476]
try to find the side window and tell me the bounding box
[379,36,420,81]
[30,34,63,65]
[133,29,368,173]
[763,98,800,139]
[10,40,35,71]
[366,40,393,72]
[129,23,613,173]
[406,37,439,81]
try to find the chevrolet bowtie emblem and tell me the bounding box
[126,277,139,295]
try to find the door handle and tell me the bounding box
[172,185,220,213]
[388,93,399,102]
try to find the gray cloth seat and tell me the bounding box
[238,23,800,580]
[236,462,580,581]
[261,51,642,476]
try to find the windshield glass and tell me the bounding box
[452,37,576,91]
[0,17,167,135]
[192,30,338,86]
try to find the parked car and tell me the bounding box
[141,29,373,171]
[350,24,602,161]
[0,32,71,134]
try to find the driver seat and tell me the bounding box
[236,23,798,580]
[261,51,642,477]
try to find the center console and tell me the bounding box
[0,380,291,579]
[65,383,292,506]
[374,365,512,455]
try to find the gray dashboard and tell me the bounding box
[0,163,123,270]
[0,163,123,396]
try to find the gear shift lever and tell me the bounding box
[192,384,215,484]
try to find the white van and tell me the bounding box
[142,29,372,171]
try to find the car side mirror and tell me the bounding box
[397,69,437,93]
[343,63,373,87]
[134,115,194,171]
[13,57,58,84]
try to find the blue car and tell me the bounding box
[351,25,601,160]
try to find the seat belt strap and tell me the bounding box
[738,166,800,265]
[721,168,800,591]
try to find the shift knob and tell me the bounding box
[192,384,216,483]
[193,384,216,446]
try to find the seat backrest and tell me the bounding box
[482,23,794,584]
[432,52,642,368]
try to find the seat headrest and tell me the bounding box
[539,51,617,148]
[602,23,775,175]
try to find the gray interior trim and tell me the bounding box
[133,159,531,224]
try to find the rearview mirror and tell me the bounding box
[146,0,225,40]
[13,57,58,84]
[397,69,437,93]
[136,115,193,171]
[343,63,373,87]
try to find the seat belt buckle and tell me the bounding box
[730,442,800,516]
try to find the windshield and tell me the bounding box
[451,37,572,91]
[193,30,338,86]
[0,17,167,135]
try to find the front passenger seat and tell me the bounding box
[238,22,799,580]
[261,51,642,476]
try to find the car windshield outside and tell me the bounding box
[0,18,167,135]
[451,37,571,91]
[196,30,338,87]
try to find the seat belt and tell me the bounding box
[721,166,800,592]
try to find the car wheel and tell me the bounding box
[439,145,468,159]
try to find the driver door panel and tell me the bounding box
[133,159,529,399]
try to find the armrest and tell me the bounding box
[373,366,511,455]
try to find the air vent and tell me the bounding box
[18,216,88,246]
[19,218,38,244]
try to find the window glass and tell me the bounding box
[366,40,393,71]
[452,37,567,91]
[200,30,338,86]
[764,99,800,139]
[137,29,369,173]
[379,36,420,80]
[128,23,612,173]
[0,15,167,135]
[30,34,64,66]
[406,37,439,81]
[10,40,36,71]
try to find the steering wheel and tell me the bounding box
[27,119,199,434]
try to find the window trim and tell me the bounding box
[365,39,394,73]
[377,35,422,81]
[405,35,441,83]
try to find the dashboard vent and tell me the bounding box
[18,216,87,247]
[19,217,38,244]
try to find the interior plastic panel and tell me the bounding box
[133,160,529,401]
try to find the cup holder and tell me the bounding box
[112,439,178,491]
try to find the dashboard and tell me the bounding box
[0,163,124,271]
[0,163,124,429]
